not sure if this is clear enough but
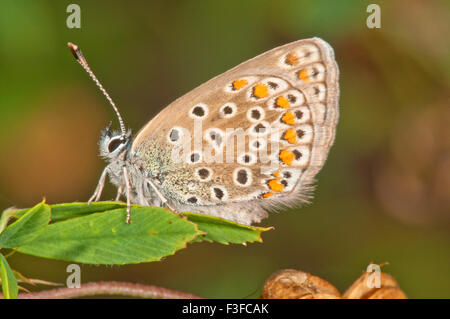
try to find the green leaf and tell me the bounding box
[50,201,127,222]
[0,201,50,248]
[13,201,126,223]
[44,202,272,245]
[8,202,273,265]
[17,206,200,265]
[0,253,18,299]
[183,212,273,245]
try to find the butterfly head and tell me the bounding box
[99,123,132,161]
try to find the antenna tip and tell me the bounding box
[67,42,81,61]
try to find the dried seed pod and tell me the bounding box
[343,271,407,299]
[262,269,341,299]
[367,287,407,299]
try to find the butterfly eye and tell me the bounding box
[108,138,123,153]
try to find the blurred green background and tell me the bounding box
[0,0,449,298]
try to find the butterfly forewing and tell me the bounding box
[131,38,339,224]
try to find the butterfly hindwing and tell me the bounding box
[131,38,339,224]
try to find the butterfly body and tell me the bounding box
[84,37,339,225]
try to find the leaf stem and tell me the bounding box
[9,281,204,299]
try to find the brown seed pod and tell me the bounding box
[343,271,407,299]
[262,266,407,299]
[262,269,341,299]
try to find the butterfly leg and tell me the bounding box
[88,166,109,205]
[115,185,123,201]
[123,166,132,224]
[147,179,181,216]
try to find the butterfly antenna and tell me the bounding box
[67,42,127,139]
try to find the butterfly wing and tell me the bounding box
[131,37,339,224]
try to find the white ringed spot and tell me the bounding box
[219,102,237,118]
[247,106,265,122]
[233,167,253,187]
[210,185,228,201]
[189,103,209,119]
[195,167,213,182]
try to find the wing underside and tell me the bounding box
[131,38,339,224]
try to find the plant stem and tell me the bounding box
[13,281,204,299]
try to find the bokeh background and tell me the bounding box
[0,0,449,298]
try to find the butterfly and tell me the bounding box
[68,37,339,225]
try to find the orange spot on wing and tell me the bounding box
[275,96,290,108]
[283,129,297,144]
[232,79,248,90]
[268,179,284,192]
[263,192,274,198]
[279,149,294,165]
[273,171,280,178]
[281,112,296,125]
[285,53,299,66]
[298,69,309,82]
[253,84,268,98]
